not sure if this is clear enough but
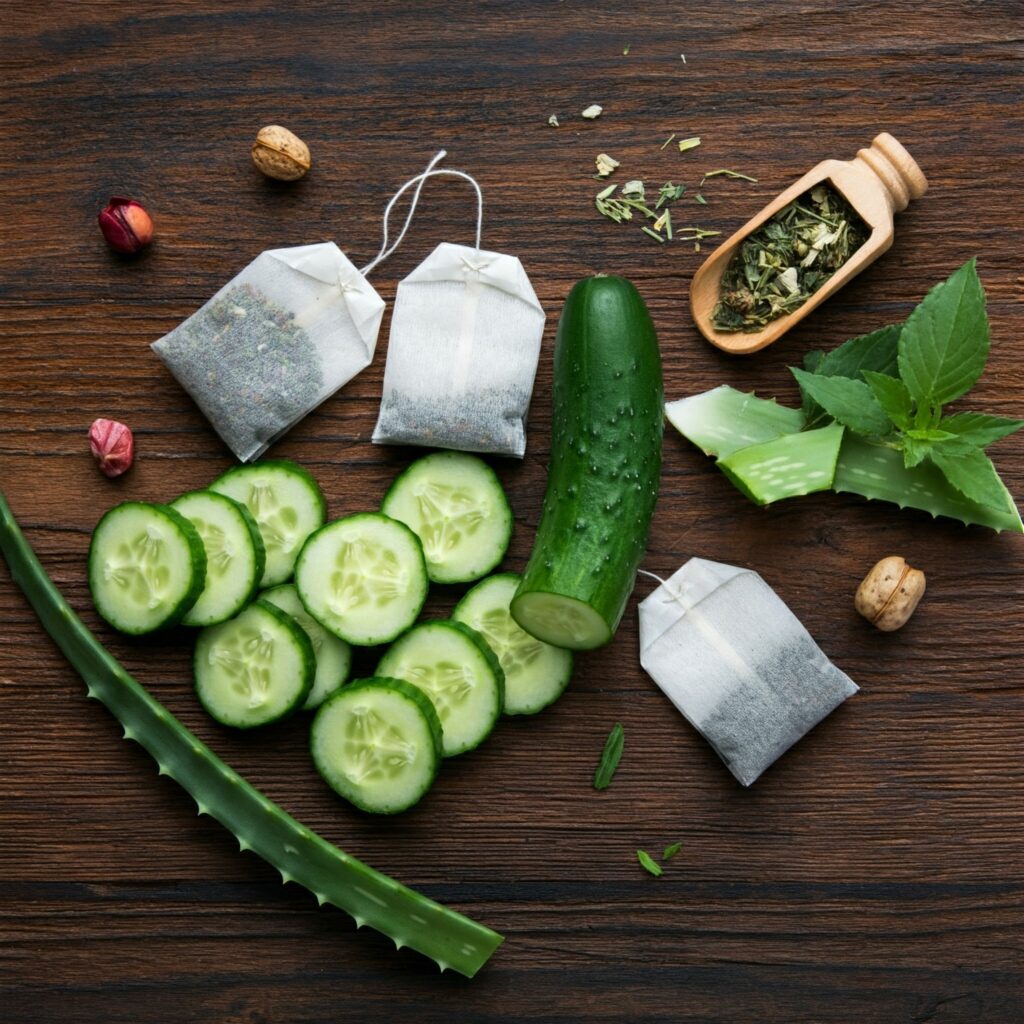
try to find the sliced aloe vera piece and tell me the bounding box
[717,422,845,506]
[666,386,806,459]
[834,434,1024,533]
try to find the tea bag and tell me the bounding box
[152,243,385,462]
[638,559,858,786]
[370,163,545,458]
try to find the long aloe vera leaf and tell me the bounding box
[665,386,806,458]
[0,492,503,977]
[717,422,845,505]
[834,435,1024,533]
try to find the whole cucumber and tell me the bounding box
[511,276,663,649]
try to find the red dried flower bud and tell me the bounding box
[98,197,154,254]
[89,418,135,477]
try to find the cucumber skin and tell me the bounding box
[512,276,663,648]
[193,599,315,730]
[88,502,208,635]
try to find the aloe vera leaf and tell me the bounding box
[833,434,1023,533]
[0,492,503,978]
[717,422,845,506]
[665,386,806,459]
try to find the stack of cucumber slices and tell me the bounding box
[87,451,574,814]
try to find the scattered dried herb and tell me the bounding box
[637,850,663,877]
[662,842,683,861]
[582,104,603,119]
[595,153,620,178]
[700,168,759,186]
[660,133,677,150]
[595,178,717,245]
[677,136,701,154]
[694,193,707,205]
[548,114,560,128]
[622,43,631,55]
[712,182,869,333]
[593,723,625,790]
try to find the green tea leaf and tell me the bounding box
[898,258,989,408]
[927,445,1011,511]
[662,842,683,861]
[593,723,625,790]
[815,323,901,380]
[863,372,913,430]
[939,411,1024,448]
[792,369,893,438]
[637,850,663,877]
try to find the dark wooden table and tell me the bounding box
[3,2,1022,1021]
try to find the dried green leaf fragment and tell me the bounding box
[593,723,625,790]
[663,842,683,861]
[677,136,701,153]
[637,849,663,876]
[582,104,603,119]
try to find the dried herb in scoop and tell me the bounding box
[712,183,869,333]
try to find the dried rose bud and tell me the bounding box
[98,197,154,254]
[89,418,134,477]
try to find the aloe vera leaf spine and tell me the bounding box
[0,492,503,977]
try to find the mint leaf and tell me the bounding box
[939,411,1024,448]
[803,350,825,373]
[898,259,989,408]
[905,428,958,442]
[902,437,930,469]
[791,369,893,438]
[663,842,683,861]
[863,371,912,430]
[928,445,1011,511]
[815,323,901,380]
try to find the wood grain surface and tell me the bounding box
[2,2,1022,1021]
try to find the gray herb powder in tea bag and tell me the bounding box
[638,558,858,786]
[369,165,545,458]
[152,242,385,462]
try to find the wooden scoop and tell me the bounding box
[690,133,928,355]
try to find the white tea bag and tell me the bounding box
[638,559,858,786]
[153,243,384,462]
[371,164,545,458]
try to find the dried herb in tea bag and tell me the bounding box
[153,243,385,462]
[638,558,858,786]
[712,183,869,333]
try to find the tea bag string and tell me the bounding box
[361,150,484,276]
[637,569,759,685]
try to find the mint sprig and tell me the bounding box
[792,259,1021,511]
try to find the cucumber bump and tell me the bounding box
[511,276,663,649]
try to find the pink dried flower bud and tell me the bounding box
[98,197,154,254]
[89,419,135,477]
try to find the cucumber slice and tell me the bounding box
[295,513,428,646]
[194,599,314,728]
[310,677,442,814]
[210,460,326,587]
[452,574,573,716]
[381,452,513,584]
[261,583,352,710]
[88,502,207,635]
[171,490,266,627]
[376,621,504,756]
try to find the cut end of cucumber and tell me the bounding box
[510,590,611,651]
